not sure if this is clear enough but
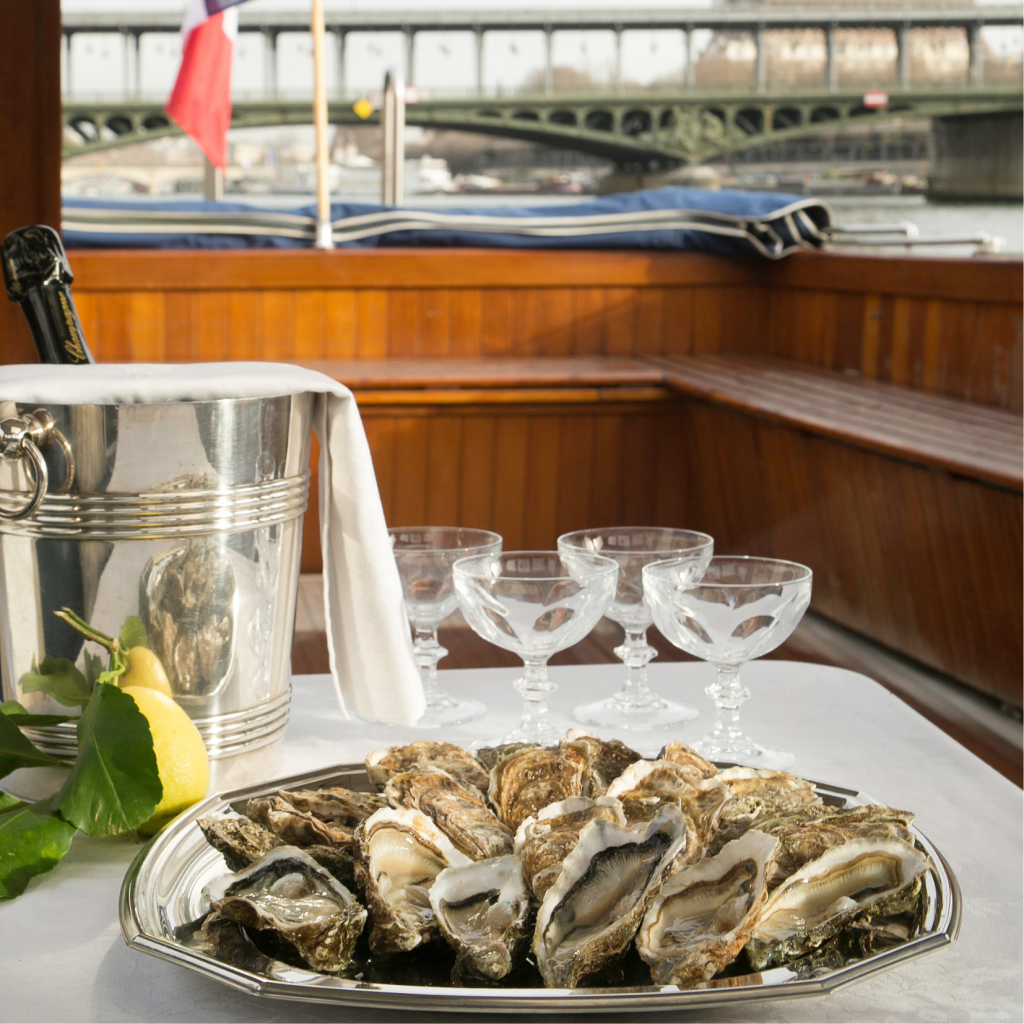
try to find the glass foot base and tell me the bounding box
[472,722,563,749]
[399,695,487,729]
[693,736,796,771]
[573,696,699,731]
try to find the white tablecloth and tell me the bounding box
[1,662,1021,1022]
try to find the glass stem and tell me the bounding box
[413,627,448,709]
[611,627,658,709]
[513,657,555,738]
[706,664,751,751]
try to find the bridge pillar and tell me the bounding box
[124,30,140,99]
[684,27,695,92]
[896,23,911,89]
[929,112,1023,200]
[755,24,767,93]
[614,25,623,94]
[474,27,484,96]
[61,30,70,95]
[825,23,838,92]
[967,23,983,86]
[263,29,278,99]
[404,27,415,86]
[336,30,346,97]
[544,26,554,95]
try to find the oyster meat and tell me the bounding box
[489,744,590,831]
[198,815,282,872]
[532,807,686,988]
[746,836,927,969]
[563,730,642,796]
[429,855,531,981]
[385,767,514,861]
[606,760,729,863]
[514,795,627,902]
[247,795,355,883]
[202,846,367,973]
[278,786,386,827]
[366,741,489,796]
[636,830,777,987]
[354,806,472,954]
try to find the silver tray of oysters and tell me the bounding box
[120,733,960,1014]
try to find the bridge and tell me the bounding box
[62,5,1023,97]
[63,87,1023,167]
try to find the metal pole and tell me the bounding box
[132,32,141,99]
[405,27,415,87]
[755,23,767,93]
[826,23,838,92]
[382,69,405,206]
[62,31,71,97]
[312,0,333,248]
[475,27,485,95]
[967,23,983,86]
[685,26,695,91]
[203,158,223,202]
[263,29,277,99]
[336,30,347,97]
[896,23,911,89]
[614,25,623,93]
[544,26,554,95]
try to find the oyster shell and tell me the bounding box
[198,815,282,872]
[475,742,538,773]
[202,846,367,973]
[278,787,386,827]
[385,767,514,861]
[657,741,718,779]
[532,806,686,988]
[563,730,642,796]
[366,741,489,795]
[428,855,530,982]
[514,795,627,902]
[489,744,590,831]
[247,795,355,884]
[636,830,777,987]
[746,836,927,969]
[354,806,472,954]
[606,760,730,863]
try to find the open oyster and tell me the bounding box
[606,760,729,863]
[385,767,513,861]
[562,730,642,796]
[746,836,927,969]
[636,830,777,987]
[354,807,472,954]
[514,795,627,902]
[657,741,718,779]
[366,741,489,796]
[428,855,530,982]
[247,795,355,883]
[202,846,367,973]
[198,815,282,872]
[489,745,590,831]
[278,787,386,827]
[532,806,686,988]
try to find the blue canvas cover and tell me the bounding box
[62,187,834,259]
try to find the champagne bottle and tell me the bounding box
[2,225,94,364]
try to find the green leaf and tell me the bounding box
[119,616,147,652]
[0,713,64,779]
[83,651,104,689]
[0,792,26,815]
[0,796,77,899]
[57,683,161,837]
[20,657,91,707]
[0,700,77,728]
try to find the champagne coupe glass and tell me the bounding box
[389,526,502,728]
[558,527,714,730]
[643,556,812,770]
[453,550,618,746]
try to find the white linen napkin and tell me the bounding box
[0,362,425,724]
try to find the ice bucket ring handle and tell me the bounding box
[0,409,74,520]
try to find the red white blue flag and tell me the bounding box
[166,0,253,169]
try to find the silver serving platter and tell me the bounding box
[119,761,961,1015]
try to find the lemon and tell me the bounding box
[119,646,173,699]
[122,685,210,835]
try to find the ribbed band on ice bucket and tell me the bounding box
[21,689,291,762]
[0,474,309,539]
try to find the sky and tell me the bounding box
[61,1,1022,100]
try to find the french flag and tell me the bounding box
[166,0,251,169]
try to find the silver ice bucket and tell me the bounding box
[0,394,313,764]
